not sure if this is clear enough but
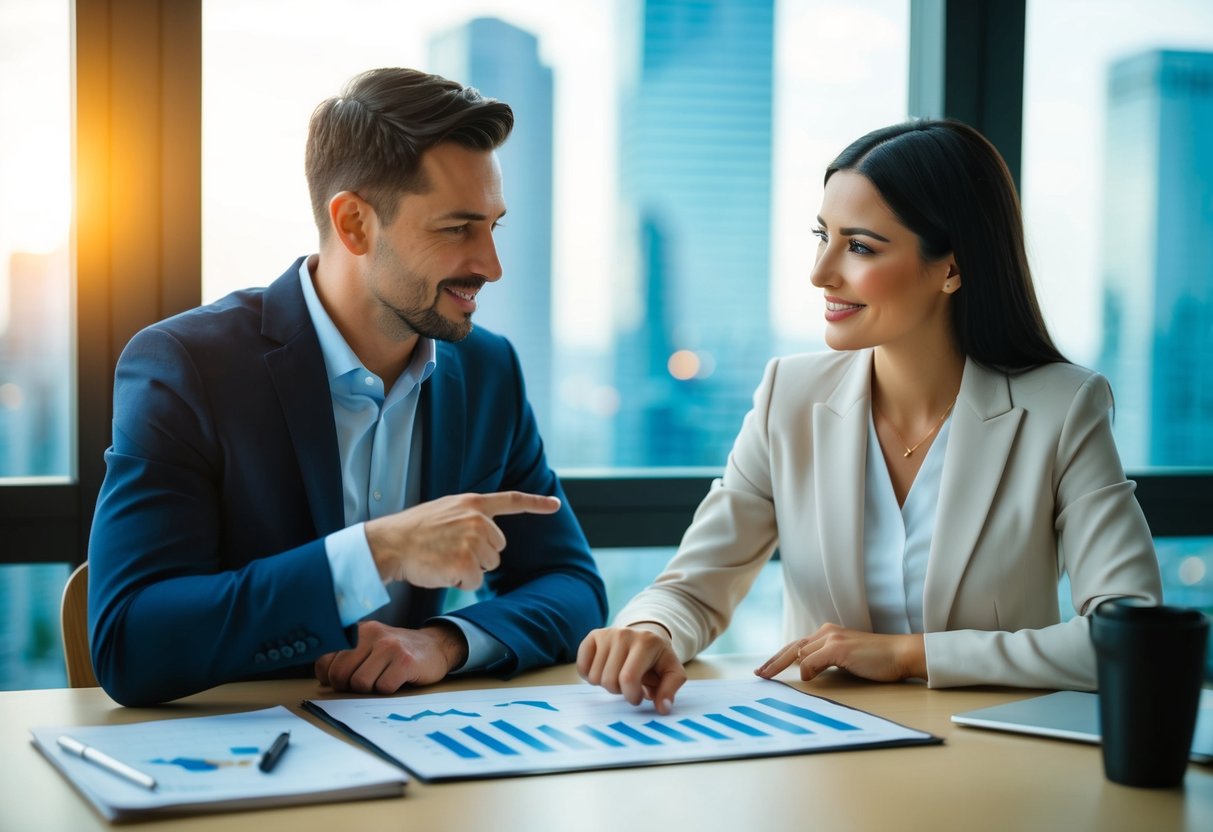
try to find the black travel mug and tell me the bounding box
[1090,598,1209,788]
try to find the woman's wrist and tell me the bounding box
[628,620,673,641]
[898,634,927,680]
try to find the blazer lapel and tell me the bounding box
[812,350,874,630]
[420,342,467,502]
[261,264,345,537]
[922,358,1023,631]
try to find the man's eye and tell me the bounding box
[444,225,469,236]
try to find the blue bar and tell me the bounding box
[577,725,626,748]
[461,725,520,756]
[757,697,859,731]
[705,713,768,737]
[537,725,591,750]
[490,720,555,752]
[732,705,812,735]
[678,718,730,740]
[644,720,696,743]
[608,721,662,746]
[428,731,481,759]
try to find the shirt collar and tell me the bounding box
[297,257,438,391]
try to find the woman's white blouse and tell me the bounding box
[863,410,952,635]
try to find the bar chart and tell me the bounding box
[308,679,939,781]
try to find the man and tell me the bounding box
[87,68,606,707]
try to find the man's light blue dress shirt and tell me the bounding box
[298,259,507,671]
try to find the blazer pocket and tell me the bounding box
[464,464,505,494]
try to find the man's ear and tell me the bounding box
[328,191,373,255]
[941,258,961,295]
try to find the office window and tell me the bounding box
[202,0,909,470]
[0,0,73,690]
[0,0,72,479]
[1022,0,1213,470]
[1022,0,1213,633]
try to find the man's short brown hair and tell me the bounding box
[305,67,514,238]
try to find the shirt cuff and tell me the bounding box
[324,523,390,627]
[434,616,510,674]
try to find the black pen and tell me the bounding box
[258,731,290,773]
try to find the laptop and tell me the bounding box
[951,688,1213,763]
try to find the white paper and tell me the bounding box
[30,706,406,821]
[308,678,938,781]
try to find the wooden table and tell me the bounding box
[3,655,1210,831]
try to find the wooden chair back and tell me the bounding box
[60,562,98,688]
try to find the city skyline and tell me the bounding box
[1098,49,1213,467]
[612,0,777,466]
[428,17,557,433]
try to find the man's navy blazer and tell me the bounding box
[88,259,607,706]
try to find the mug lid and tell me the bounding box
[1094,597,1209,627]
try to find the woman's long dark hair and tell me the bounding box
[826,119,1067,373]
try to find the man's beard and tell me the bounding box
[372,242,479,343]
[397,290,473,343]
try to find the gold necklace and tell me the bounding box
[877,399,956,458]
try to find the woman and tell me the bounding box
[577,119,1162,714]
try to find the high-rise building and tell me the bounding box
[0,249,70,477]
[1098,50,1213,467]
[428,18,555,435]
[613,0,775,466]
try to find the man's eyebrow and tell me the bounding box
[433,209,508,222]
[816,216,890,243]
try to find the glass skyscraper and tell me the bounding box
[1099,49,1213,467]
[428,18,556,435]
[613,0,775,466]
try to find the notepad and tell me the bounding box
[951,689,1213,764]
[304,678,941,782]
[30,706,407,822]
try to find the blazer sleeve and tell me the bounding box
[923,372,1162,689]
[88,327,354,706]
[439,340,607,675]
[612,358,782,662]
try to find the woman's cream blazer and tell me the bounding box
[615,349,1163,689]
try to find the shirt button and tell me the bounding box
[293,640,308,654]
[373,490,382,501]
[267,648,281,661]
[364,376,375,386]
[281,644,295,659]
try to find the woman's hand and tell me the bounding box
[755,623,926,683]
[576,623,688,714]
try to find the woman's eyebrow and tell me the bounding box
[816,216,891,243]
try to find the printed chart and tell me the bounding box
[29,706,406,820]
[307,679,939,781]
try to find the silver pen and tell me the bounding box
[57,735,157,791]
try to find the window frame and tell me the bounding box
[1,0,1210,568]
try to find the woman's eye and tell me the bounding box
[848,239,873,255]
[811,227,827,243]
